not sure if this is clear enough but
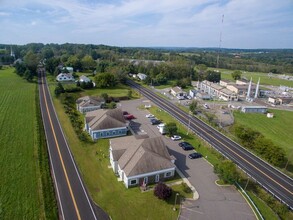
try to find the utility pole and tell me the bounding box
[216,14,224,69]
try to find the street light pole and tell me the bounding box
[187,111,192,135]
[173,193,179,211]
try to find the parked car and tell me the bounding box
[146,114,155,118]
[178,142,192,148]
[145,104,152,109]
[150,118,161,125]
[171,135,182,141]
[156,123,165,129]
[188,152,202,159]
[124,114,135,120]
[182,145,194,151]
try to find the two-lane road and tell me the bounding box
[38,70,108,220]
[127,80,293,209]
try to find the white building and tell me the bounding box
[79,75,91,83]
[56,73,74,82]
[241,106,267,114]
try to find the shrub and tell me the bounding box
[154,182,172,200]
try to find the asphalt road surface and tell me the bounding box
[38,70,109,220]
[127,79,293,209]
[120,99,255,220]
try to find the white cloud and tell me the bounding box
[0,0,292,48]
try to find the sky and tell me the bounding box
[0,0,292,49]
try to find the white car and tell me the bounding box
[145,104,152,108]
[171,135,182,141]
[146,114,155,118]
[157,123,165,129]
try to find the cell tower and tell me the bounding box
[216,14,224,69]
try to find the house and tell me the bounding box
[85,108,128,140]
[226,84,257,97]
[219,80,233,87]
[79,75,91,83]
[170,86,187,98]
[109,136,176,188]
[56,73,75,82]
[241,106,267,114]
[268,97,293,105]
[278,97,293,105]
[189,89,198,98]
[268,97,279,105]
[137,73,147,81]
[198,80,238,101]
[196,92,211,100]
[76,96,105,113]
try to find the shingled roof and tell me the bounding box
[76,96,104,107]
[111,136,175,177]
[85,108,126,131]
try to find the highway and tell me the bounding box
[127,79,293,209]
[38,70,109,220]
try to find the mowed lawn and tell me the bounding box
[211,68,293,87]
[49,84,185,220]
[233,109,293,162]
[0,68,42,219]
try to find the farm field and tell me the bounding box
[211,68,293,87]
[48,83,190,220]
[233,109,293,163]
[0,68,57,219]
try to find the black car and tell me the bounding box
[188,152,202,159]
[150,118,161,125]
[182,145,194,151]
[178,142,192,148]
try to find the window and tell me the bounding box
[130,179,137,185]
[165,172,172,178]
[143,177,148,185]
[155,174,160,182]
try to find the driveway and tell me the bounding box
[119,98,255,220]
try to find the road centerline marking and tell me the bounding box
[134,82,293,196]
[41,74,81,220]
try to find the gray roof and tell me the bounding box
[111,136,175,177]
[86,108,126,130]
[77,96,104,107]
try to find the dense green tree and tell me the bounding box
[14,62,27,76]
[81,55,96,71]
[197,64,207,81]
[214,160,239,184]
[189,100,198,114]
[66,55,82,71]
[101,93,109,101]
[24,69,34,81]
[231,70,242,80]
[42,48,54,59]
[205,70,221,82]
[95,73,117,88]
[24,50,39,74]
[46,57,60,75]
[165,122,178,136]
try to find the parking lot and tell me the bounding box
[119,98,255,220]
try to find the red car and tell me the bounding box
[124,114,135,120]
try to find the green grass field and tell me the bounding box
[233,109,293,163]
[212,68,293,87]
[0,68,57,219]
[49,83,192,220]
